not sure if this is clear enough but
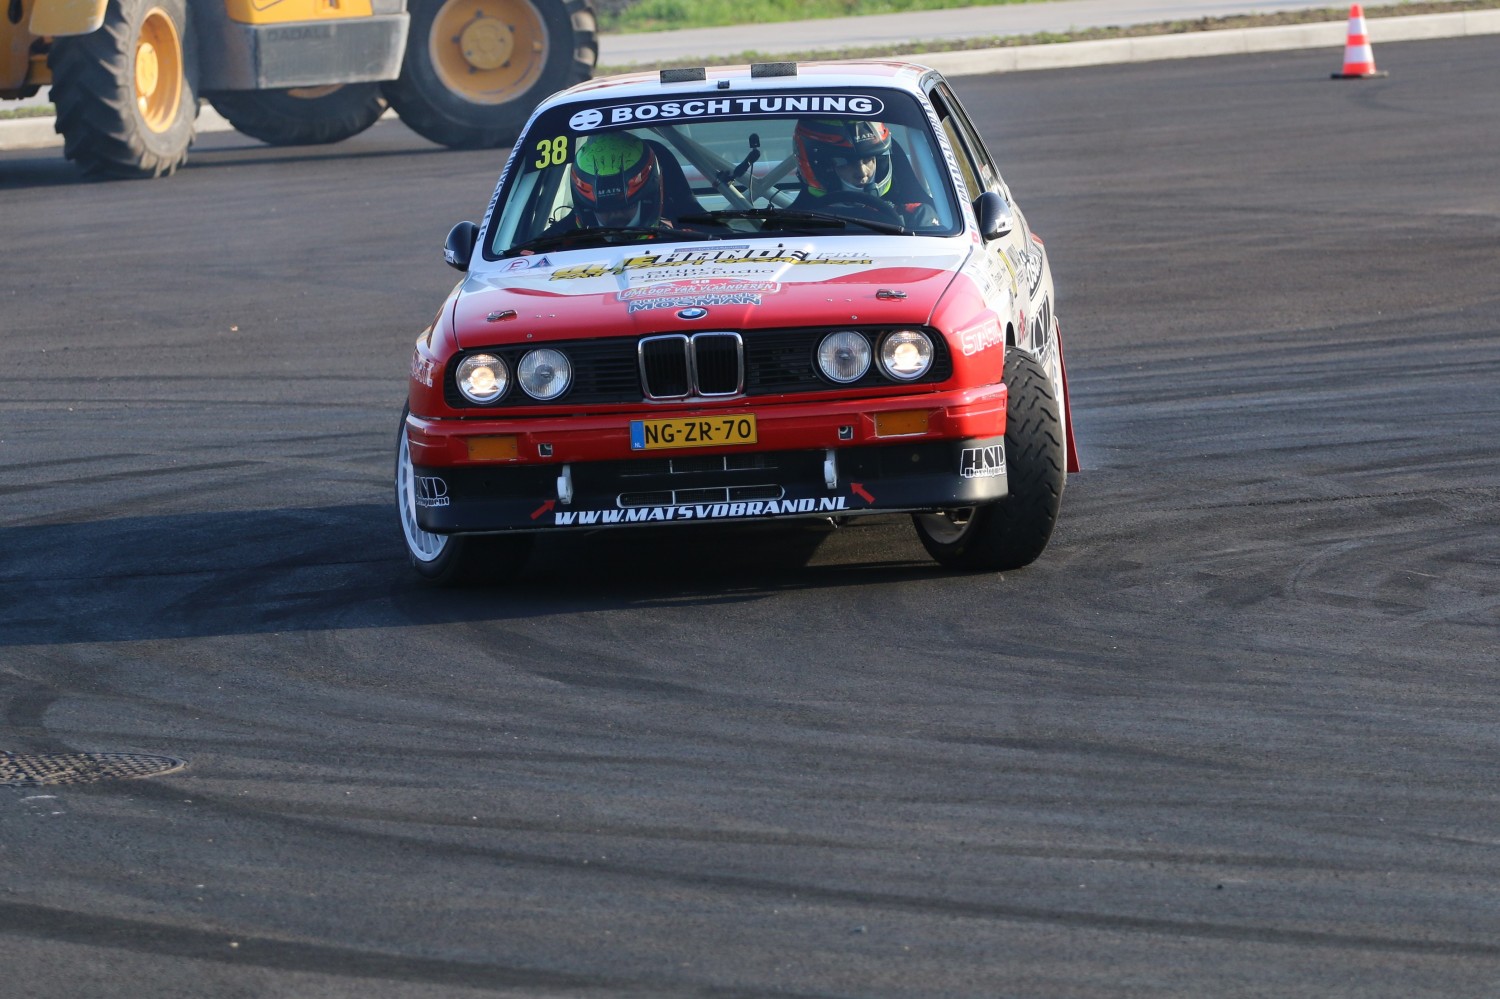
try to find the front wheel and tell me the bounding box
[208,84,388,146]
[396,408,533,585]
[382,0,597,149]
[48,0,199,177]
[913,348,1066,570]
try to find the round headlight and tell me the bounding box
[880,330,934,380]
[817,331,871,384]
[456,353,508,404]
[518,348,572,401]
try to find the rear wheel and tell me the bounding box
[48,0,198,178]
[383,0,597,149]
[396,408,533,586]
[913,348,1066,570]
[208,84,388,146]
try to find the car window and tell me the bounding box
[937,116,982,201]
[485,87,965,257]
[928,84,1001,199]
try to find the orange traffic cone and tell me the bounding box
[1331,4,1388,78]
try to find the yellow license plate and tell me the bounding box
[630,414,758,451]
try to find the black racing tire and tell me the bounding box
[208,85,388,146]
[383,0,597,149]
[48,0,199,178]
[396,406,533,586]
[913,348,1066,571]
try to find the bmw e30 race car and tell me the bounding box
[396,60,1079,584]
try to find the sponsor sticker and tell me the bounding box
[502,255,554,272]
[554,496,848,525]
[414,476,450,508]
[957,316,1003,357]
[617,278,779,314]
[1037,334,1059,377]
[619,279,779,301]
[922,100,976,230]
[627,294,760,314]
[1028,295,1053,353]
[569,95,885,132]
[960,445,1005,479]
[551,246,873,281]
[965,251,1010,303]
[1008,244,1044,297]
[410,351,436,387]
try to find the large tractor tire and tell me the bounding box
[913,348,1067,571]
[48,0,198,178]
[208,85,389,147]
[383,0,597,149]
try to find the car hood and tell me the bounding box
[452,237,971,349]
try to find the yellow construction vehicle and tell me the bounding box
[1,0,597,177]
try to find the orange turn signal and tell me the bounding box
[466,435,519,461]
[874,410,931,438]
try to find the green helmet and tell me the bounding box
[571,133,663,226]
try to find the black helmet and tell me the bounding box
[793,118,894,198]
[570,132,663,227]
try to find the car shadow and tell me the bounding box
[0,504,947,647]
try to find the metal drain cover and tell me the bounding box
[1,752,186,788]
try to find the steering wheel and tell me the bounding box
[814,190,905,227]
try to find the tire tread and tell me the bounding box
[913,348,1066,571]
[48,0,197,178]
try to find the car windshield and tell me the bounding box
[486,85,963,258]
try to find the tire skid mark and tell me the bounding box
[0,900,791,998]
[925,733,1259,775]
[531,669,706,696]
[0,680,68,753]
[1285,530,1500,632]
[132,789,1478,878]
[1,649,109,754]
[0,459,262,496]
[105,780,1500,959]
[2,454,148,473]
[1164,485,1500,514]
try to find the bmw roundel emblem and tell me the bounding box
[677,307,709,320]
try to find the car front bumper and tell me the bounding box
[406,387,1010,533]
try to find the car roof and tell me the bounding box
[544,60,938,109]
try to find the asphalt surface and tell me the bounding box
[3,34,1500,998]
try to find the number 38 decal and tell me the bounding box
[534,136,569,168]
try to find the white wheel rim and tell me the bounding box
[917,508,975,545]
[397,428,449,563]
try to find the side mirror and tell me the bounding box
[975,191,1014,241]
[444,221,480,271]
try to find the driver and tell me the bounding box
[791,118,938,227]
[558,132,665,230]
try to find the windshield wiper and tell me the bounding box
[505,225,713,257]
[678,208,842,228]
[677,207,909,236]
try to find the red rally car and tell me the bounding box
[397,60,1079,584]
